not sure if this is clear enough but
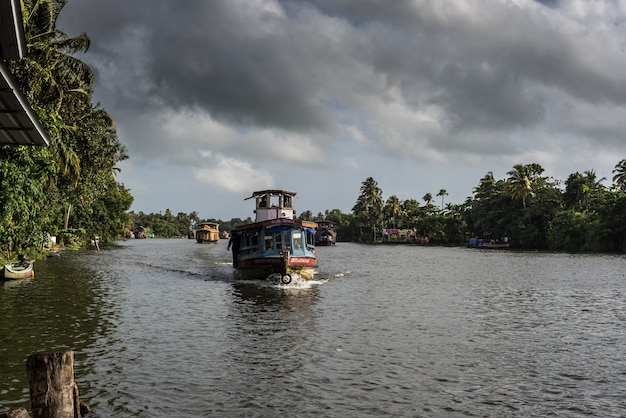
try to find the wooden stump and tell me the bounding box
[0,407,30,418]
[26,351,82,418]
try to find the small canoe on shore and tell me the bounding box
[3,259,34,279]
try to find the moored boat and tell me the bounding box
[3,255,34,279]
[469,235,510,249]
[195,222,220,243]
[315,220,336,246]
[229,190,318,283]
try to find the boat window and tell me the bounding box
[248,232,258,247]
[269,194,281,208]
[306,229,315,248]
[284,230,292,249]
[275,230,283,249]
[283,194,292,208]
[264,231,273,250]
[293,230,303,250]
[240,231,259,255]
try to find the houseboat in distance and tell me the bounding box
[195,222,220,244]
[229,190,318,284]
[315,220,337,246]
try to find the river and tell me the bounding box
[1,239,626,417]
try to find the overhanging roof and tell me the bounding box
[0,61,50,146]
[0,0,50,146]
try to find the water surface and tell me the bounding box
[1,240,625,417]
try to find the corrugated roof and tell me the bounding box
[0,0,50,146]
[0,61,50,146]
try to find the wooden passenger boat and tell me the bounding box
[315,220,337,246]
[229,190,317,284]
[195,222,220,243]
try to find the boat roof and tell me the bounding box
[233,217,316,232]
[198,221,219,227]
[245,189,297,200]
[317,220,334,226]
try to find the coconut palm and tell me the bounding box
[506,164,537,208]
[437,189,448,209]
[352,177,383,240]
[20,0,93,112]
[612,159,626,191]
[12,0,97,191]
[383,195,403,228]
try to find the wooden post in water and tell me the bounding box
[26,351,84,418]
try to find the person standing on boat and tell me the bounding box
[227,232,240,267]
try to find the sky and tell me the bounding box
[56,0,626,221]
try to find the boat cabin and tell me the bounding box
[196,222,220,243]
[316,220,334,230]
[248,190,296,222]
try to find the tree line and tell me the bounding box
[337,162,626,252]
[129,160,626,253]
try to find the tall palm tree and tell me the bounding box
[20,0,93,113]
[11,0,97,189]
[506,164,536,208]
[612,159,626,191]
[352,177,383,240]
[383,195,403,228]
[437,189,448,209]
[422,193,433,206]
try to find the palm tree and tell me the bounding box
[437,189,448,209]
[383,195,403,229]
[20,0,94,113]
[422,193,433,206]
[612,159,626,191]
[506,164,537,208]
[352,177,383,240]
[564,169,607,211]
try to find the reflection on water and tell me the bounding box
[2,240,626,416]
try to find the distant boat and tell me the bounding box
[315,220,337,246]
[195,222,220,244]
[469,235,510,249]
[3,256,34,279]
[134,226,147,239]
[230,190,318,284]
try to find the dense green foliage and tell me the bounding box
[0,0,132,259]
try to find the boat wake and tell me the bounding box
[231,273,328,289]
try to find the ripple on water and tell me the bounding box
[3,242,626,416]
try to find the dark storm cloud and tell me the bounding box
[62,1,336,133]
[56,0,626,217]
[60,0,626,146]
